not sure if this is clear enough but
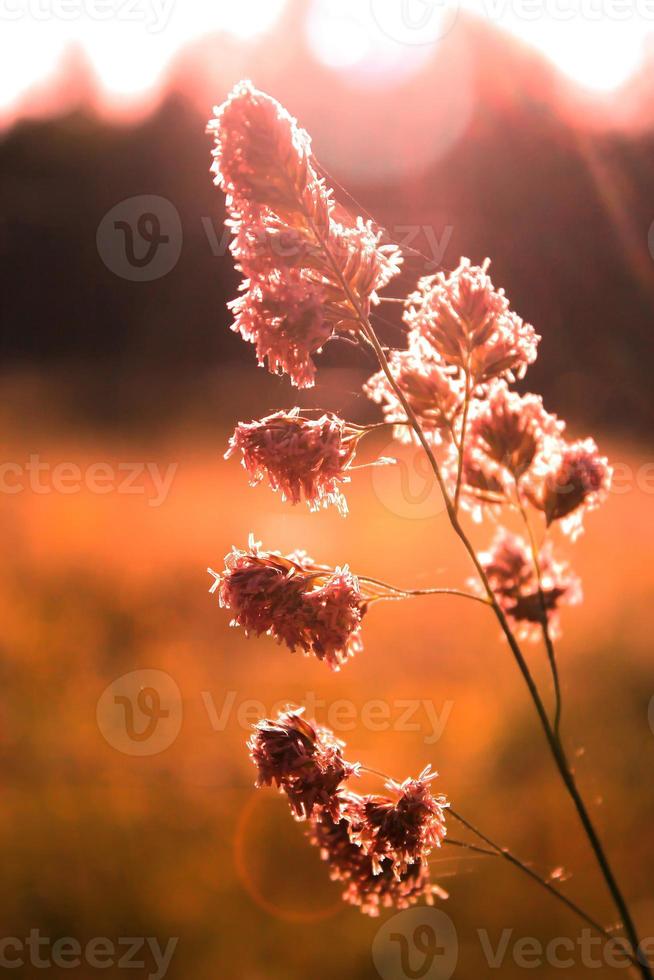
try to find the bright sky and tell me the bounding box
[0,0,652,118]
[312,0,652,91]
[0,0,287,111]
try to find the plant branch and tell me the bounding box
[444,837,497,857]
[516,488,563,736]
[361,769,631,964]
[446,811,641,966]
[302,212,652,980]
[357,575,491,606]
[453,362,472,513]
[362,324,651,979]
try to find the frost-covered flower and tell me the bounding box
[479,531,581,640]
[225,409,364,515]
[248,709,358,819]
[209,538,368,669]
[344,767,448,876]
[405,259,539,387]
[364,336,462,444]
[208,81,401,387]
[307,803,447,917]
[525,438,612,539]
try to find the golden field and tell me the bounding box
[1,370,653,979]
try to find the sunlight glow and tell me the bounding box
[0,21,67,109]
[310,0,651,94]
[0,0,652,124]
[459,0,649,91]
[0,0,286,113]
[307,1,371,68]
[307,0,434,83]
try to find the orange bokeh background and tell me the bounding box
[1,367,653,978]
[2,6,654,975]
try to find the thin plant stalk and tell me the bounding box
[453,360,472,513]
[516,487,563,736]
[360,766,632,965]
[296,189,650,980]
[363,316,652,980]
[356,575,491,607]
[446,814,641,968]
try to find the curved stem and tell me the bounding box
[301,211,652,980]
[359,764,394,782]
[453,363,472,513]
[446,417,461,453]
[364,328,651,979]
[446,812,641,966]
[361,767,631,964]
[444,837,497,858]
[347,459,396,473]
[357,575,491,607]
[516,490,563,737]
[348,420,413,434]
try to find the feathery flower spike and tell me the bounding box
[451,385,565,517]
[225,409,367,515]
[405,258,539,388]
[209,538,368,669]
[344,766,448,877]
[307,802,447,917]
[479,530,581,640]
[469,385,564,481]
[364,336,462,445]
[248,708,358,819]
[208,81,402,387]
[525,437,612,539]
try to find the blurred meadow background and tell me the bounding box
[2,1,654,977]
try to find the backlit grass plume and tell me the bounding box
[206,81,652,979]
